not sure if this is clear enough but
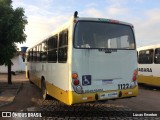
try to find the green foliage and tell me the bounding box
[0,0,27,65]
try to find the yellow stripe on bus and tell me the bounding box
[138,75,160,86]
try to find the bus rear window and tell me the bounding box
[74,21,135,49]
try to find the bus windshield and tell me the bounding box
[74,21,135,49]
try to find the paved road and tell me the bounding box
[15,84,160,120]
[108,84,160,111]
[12,82,160,111]
[37,84,160,120]
[33,84,160,111]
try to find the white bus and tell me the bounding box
[137,44,160,86]
[26,12,138,105]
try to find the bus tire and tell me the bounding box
[41,77,48,100]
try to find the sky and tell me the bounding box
[12,0,160,49]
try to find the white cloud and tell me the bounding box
[12,1,71,48]
[106,7,128,16]
[24,17,51,48]
[85,2,98,8]
[24,14,71,48]
[132,8,160,46]
[81,8,104,18]
[107,0,128,7]
[104,0,129,19]
[145,8,160,25]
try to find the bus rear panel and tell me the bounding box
[70,19,138,104]
[27,16,138,105]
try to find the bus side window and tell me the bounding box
[58,29,68,63]
[41,41,48,62]
[37,44,41,62]
[154,48,160,64]
[138,50,144,64]
[30,49,33,62]
[33,47,37,62]
[138,49,153,64]
[48,35,58,62]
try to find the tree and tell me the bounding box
[0,0,27,84]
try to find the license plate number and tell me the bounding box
[106,92,118,98]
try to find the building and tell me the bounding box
[0,54,26,73]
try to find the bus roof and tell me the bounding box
[75,17,134,27]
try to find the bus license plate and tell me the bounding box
[106,92,118,98]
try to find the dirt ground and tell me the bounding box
[0,73,42,111]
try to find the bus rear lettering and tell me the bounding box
[84,89,103,93]
[138,68,152,72]
[118,83,130,89]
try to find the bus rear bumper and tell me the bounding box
[70,86,138,105]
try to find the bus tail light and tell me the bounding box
[130,70,138,88]
[72,73,78,79]
[72,72,83,94]
[132,76,137,81]
[108,19,119,24]
[132,70,138,81]
[73,79,79,85]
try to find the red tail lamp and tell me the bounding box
[73,79,79,85]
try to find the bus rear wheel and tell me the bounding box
[41,78,48,100]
